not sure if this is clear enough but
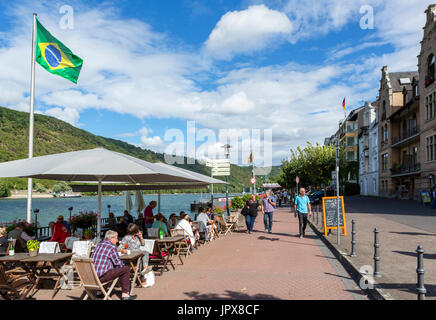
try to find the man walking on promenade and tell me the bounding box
[262,190,276,233]
[294,188,312,239]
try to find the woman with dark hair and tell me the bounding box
[167,213,178,230]
[120,223,152,287]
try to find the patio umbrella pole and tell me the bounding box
[158,189,161,213]
[97,177,102,240]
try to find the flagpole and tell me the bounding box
[27,13,37,223]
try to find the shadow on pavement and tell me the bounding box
[344,196,436,217]
[378,282,436,297]
[389,231,436,237]
[392,250,436,259]
[184,290,281,300]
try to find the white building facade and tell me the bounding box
[359,102,379,196]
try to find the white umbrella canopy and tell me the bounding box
[0,148,226,239]
[124,191,133,213]
[134,190,146,215]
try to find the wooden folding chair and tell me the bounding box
[73,258,119,300]
[148,242,174,276]
[216,215,233,235]
[170,229,192,258]
[228,213,239,232]
[0,265,33,300]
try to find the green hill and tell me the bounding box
[0,106,281,194]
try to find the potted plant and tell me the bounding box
[84,229,94,240]
[27,240,40,257]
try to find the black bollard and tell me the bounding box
[350,220,356,257]
[316,210,319,225]
[416,245,426,300]
[373,228,381,277]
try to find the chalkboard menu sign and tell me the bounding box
[322,196,347,236]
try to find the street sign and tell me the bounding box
[214,159,230,164]
[205,159,214,167]
[331,171,337,181]
[213,171,230,176]
[212,166,230,176]
[296,176,299,184]
[250,178,256,184]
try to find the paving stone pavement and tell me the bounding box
[33,207,364,300]
[310,196,436,300]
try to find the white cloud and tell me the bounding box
[205,4,292,60]
[1,0,435,166]
[44,107,80,125]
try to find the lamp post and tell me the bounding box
[222,144,231,216]
[33,208,39,240]
[107,204,111,215]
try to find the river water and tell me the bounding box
[0,193,240,227]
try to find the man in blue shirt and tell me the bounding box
[294,188,312,239]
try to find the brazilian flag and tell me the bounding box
[36,19,83,84]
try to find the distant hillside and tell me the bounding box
[0,106,281,193]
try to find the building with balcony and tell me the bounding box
[388,76,420,200]
[359,101,379,196]
[377,66,418,198]
[418,5,436,195]
[339,106,364,183]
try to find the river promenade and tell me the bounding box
[33,206,365,300]
[311,196,436,300]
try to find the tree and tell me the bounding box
[52,181,69,194]
[278,142,337,190]
[34,183,47,193]
[0,181,11,198]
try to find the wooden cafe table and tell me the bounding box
[119,251,143,295]
[20,253,73,299]
[156,235,185,267]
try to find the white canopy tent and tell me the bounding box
[0,148,225,239]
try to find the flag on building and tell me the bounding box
[248,152,253,164]
[35,19,83,83]
[342,98,346,110]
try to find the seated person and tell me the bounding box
[151,213,168,237]
[119,224,152,287]
[0,227,8,254]
[135,213,145,231]
[107,212,117,228]
[50,217,71,244]
[194,207,204,221]
[91,230,136,300]
[116,217,128,239]
[57,215,71,233]
[166,213,178,230]
[123,210,134,225]
[175,215,195,248]
[195,207,216,241]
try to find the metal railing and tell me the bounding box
[392,126,419,145]
[390,163,421,176]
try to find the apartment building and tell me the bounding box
[418,5,436,193]
[377,66,418,198]
[358,101,379,196]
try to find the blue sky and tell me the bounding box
[0,0,434,167]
